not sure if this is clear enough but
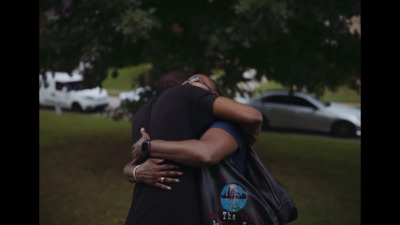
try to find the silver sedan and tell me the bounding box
[240,90,361,137]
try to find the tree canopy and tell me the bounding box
[40,0,360,99]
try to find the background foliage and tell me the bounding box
[39,0,360,99]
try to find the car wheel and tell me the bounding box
[331,121,355,138]
[72,103,83,112]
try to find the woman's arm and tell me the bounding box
[212,96,262,146]
[132,127,238,167]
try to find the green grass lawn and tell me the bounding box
[102,63,152,95]
[39,110,133,225]
[253,133,360,225]
[39,109,360,225]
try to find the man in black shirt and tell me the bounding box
[124,74,262,225]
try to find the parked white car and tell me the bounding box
[119,86,152,102]
[240,90,361,137]
[39,72,109,112]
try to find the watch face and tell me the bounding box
[142,140,150,156]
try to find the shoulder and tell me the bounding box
[210,120,244,143]
[161,85,218,108]
[165,85,213,98]
[131,100,156,141]
[132,99,154,123]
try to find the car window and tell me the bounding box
[56,81,85,91]
[55,82,65,91]
[67,81,86,91]
[292,96,316,108]
[262,95,292,104]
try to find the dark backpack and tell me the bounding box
[198,146,298,225]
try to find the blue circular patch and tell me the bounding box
[220,183,248,212]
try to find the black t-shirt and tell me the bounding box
[125,85,218,225]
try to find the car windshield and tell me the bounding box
[56,81,87,91]
[66,81,87,91]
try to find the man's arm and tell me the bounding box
[132,127,239,167]
[147,128,238,166]
[125,126,238,189]
[212,96,263,146]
